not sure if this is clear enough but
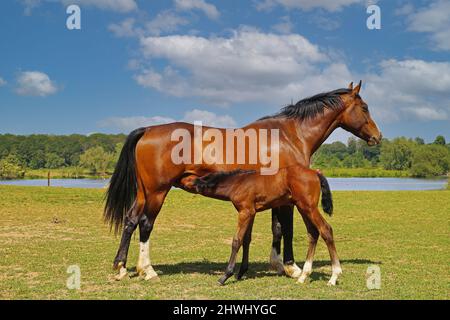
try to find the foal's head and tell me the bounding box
[338,81,382,146]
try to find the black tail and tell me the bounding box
[317,172,333,216]
[104,127,147,234]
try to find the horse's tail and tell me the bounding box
[104,127,147,233]
[317,171,333,216]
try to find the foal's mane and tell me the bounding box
[193,169,256,192]
[260,88,351,121]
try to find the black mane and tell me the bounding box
[260,88,351,121]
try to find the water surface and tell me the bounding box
[0,177,447,191]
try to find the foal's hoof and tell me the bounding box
[297,273,309,284]
[327,280,337,286]
[218,274,231,286]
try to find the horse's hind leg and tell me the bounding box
[136,189,169,281]
[270,206,301,278]
[297,216,319,284]
[236,216,255,280]
[113,199,145,280]
[219,209,255,285]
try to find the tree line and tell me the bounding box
[0,133,449,179]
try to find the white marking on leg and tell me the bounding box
[297,260,313,284]
[137,240,159,281]
[327,264,342,286]
[269,248,285,275]
[137,240,150,274]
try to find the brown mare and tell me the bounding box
[192,166,336,285]
[104,81,382,281]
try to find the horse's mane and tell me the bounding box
[193,169,256,192]
[260,88,351,121]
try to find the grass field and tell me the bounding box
[0,185,448,300]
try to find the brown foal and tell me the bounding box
[193,166,339,286]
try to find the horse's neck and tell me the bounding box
[294,109,341,160]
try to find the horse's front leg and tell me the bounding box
[270,206,302,278]
[219,209,255,285]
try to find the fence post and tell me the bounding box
[48,171,51,187]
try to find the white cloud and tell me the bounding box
[255,0,364,12]
[98,109,236,132]
[109,11,189,38]
[182,109,237,127]
[108,18,139,38]
[271,16,294,34]
[98,115,176,132]
[175,0,220,19]
[364,59,450,121]
[0,77,6,87]
[401,0,450,51]
[21,0,137,14]
[15,71,58,97]
[135,29,342,105]
[146,10,190,36]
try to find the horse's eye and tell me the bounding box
[362,105,369,112]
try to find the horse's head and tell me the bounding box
[339,81,382,146]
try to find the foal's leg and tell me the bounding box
[297,216,319,284]
[219,209,255,285]
[236,216,255,280]
[297,206,342,285]
[136,190,169,281]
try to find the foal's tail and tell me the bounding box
[104,127,147,234]
[317,171,333,216]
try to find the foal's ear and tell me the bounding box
[348,82,353,90]
[352,80,362,96]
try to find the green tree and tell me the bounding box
[414,137,425,145]
[45,153,65,169]
[380,138,415,170]
[0,154,25,179]
[79,146,115,176]
[433,135,446,145]
[410,145,450,177]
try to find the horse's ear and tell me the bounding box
[352,80,362,96]
[348,82,353,90]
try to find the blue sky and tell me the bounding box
[0,0,449,142]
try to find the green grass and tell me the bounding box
[0,186,448,300]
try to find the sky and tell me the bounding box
[0,0,449,143]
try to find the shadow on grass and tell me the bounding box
[127,258,382,282]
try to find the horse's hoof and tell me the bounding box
[284,263,302,279]
[327,280,336,286]
[114,266,128,281]
[144,274,160,282]
[142,266,159,281]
